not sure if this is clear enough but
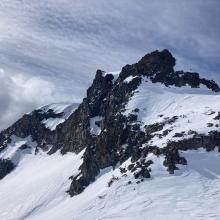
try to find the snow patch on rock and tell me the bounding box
[124,75,138,83]
[90,116,103,136]
[0,149,85,220]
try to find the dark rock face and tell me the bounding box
[119,49,220,92]
[0,111,55,152]
[68,147,99,196]
[35,109,64,121]
[163,146,187,174]
[0,159,15,180]
[167,131,220,152]
[214,112,220,120]
[50,70,115,155]
[0,49,220,195]
[136,49,176,77]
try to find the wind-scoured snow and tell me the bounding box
[0,148,219,220]
[0,150,85,220]
[39,103,78,130]
[124,77,220,148]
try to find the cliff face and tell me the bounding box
[1,49,220,196]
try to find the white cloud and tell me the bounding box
[12,75,54,102]
[0,69,59,131]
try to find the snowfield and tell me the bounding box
[0,150,85,220]
[124,78,220,148]
[0,148,220,220]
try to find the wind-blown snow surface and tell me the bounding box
[1,148,220,220]
[37,102,78,130]
[1,80,220,220]
[0,150,85,220]
[124,77,220,148]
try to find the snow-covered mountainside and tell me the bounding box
[1,50,220,220]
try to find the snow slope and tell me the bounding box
[124,77,220,148]
[0,148,220,220]
[0,78,220,220]
[0,149,85,220]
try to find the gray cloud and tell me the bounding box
[0,0,219,130]
[0,69,59,130]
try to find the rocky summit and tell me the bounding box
[1,50,220,219]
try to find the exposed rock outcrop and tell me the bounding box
[0,159,15,180]
[0,111,54,153]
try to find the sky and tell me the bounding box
[0,0,219,130]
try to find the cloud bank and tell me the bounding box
[0,0,219,130]
[0,69,57,130]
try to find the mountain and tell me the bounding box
[1,50,220,219]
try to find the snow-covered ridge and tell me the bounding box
[124,77,220,148]
[37,103,78,130]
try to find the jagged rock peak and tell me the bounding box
[119,49,175,79]
[136,49,176,75]
[118,49,220,92]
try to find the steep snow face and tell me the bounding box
[0,148,220,220]
[38,103,78,130]
[124,77,220,148]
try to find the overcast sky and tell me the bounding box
[0,0,219,130]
